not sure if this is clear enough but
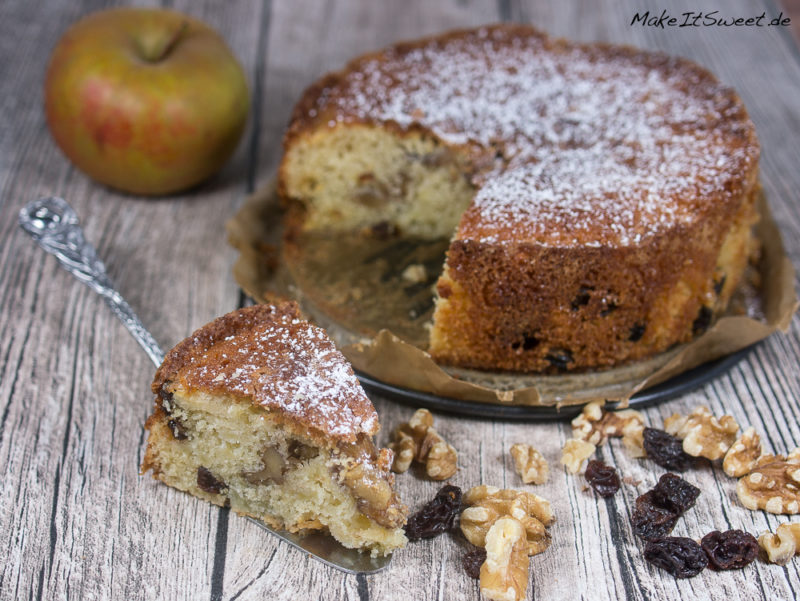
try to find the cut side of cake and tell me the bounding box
[278,24,761,373]
[141,303,407,555]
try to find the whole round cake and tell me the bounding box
[278,24,760,372]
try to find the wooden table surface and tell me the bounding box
[3,1,800,600]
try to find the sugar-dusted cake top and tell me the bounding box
[286,24,759,247]
[153,303,378,442]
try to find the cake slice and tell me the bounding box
[141,303,407,555]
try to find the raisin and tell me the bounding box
[197,467,227,494]
[158,383,175,413]
[644,537,708,578]
[642,428,694,472]
[404,484,462,540]
[370,221,398,239]
[631,491,679,540]
[585,460,621,497]
[522,334,540,350]
[692,306,713,335]
[168,418,188,440]
[629,323,646,342]
[600,301,618,316]
[571,287,592,310]
[287,440,319,461]
[546,349,573,370]
[511,333,539,352]
[463,548,487,579]
[651,473,700,513]
[701,530,758,570]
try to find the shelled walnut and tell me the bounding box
[664,406,739,460]
[723,427,762,477]
[509,443,549,485]
[561,438,596,474]
[571,401,644,458]
[460,485,554,556]
[736,449,800,514]
[759,522,800,565]
[480,517,529,601]
[571,402,644,447]
[388,409,457,480]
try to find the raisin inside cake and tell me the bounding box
[141,303,407,555]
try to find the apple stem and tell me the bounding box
[153,20,189,62]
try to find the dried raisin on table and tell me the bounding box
[644,537,708,578]
[651,473,700,513]
[463,548,487,579]
[585,460,621,497]
[642,428,694,471]
[631,491,679,540]
[404,484,462,540]
[701,530,759,570]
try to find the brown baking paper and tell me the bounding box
[227,183,797,408]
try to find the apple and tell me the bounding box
[44,8,249,196]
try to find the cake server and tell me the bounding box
[18,196,393,575]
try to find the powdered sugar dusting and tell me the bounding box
[305,26,758,247]
[180,312,378,439]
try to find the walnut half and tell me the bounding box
[736,449,800,514]
[759,523,800,565]
[509,443,549,485]
[664,406,739,460]
[388,409,457,480]
[480,517,529,601]
[460,485,554,556]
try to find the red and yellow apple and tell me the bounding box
[45,8,249,196]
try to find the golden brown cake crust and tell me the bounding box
[152,303,379,443]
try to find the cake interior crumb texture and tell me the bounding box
[143,390,405,555]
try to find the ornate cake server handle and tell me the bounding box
[18,197,165,367]
[18,196,390,575]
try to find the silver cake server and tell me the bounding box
[19,196,392,575]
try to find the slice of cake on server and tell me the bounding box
[141,302,407,555]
